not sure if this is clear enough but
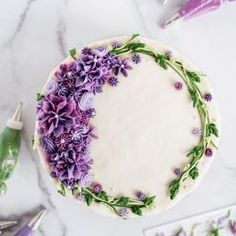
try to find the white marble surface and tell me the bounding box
[0,0,236,235]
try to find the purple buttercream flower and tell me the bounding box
[37,95,76,137]
[119,208,129,218]
[78,92,95,111]
[113,58,132,77]
[230,220,236,235]
[76,192,85,202]
[81,47,92,55]
[165,50,173,60]
[174,168,182,176]
[41,136,56,154]
[111,41,122,49]
[132,54,141,64]
[192,128,202,137]
[175,81,183,90]
[205,148,213,157]
[93,183,103,193]
[108,77,119,87]
[204,92,212,102]
[80,174,93,187]
[55,133,71,150]
[86,108,96,118]
[47,80,58,94]
[136,191,146,201]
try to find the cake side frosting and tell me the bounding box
[34,35,220,218]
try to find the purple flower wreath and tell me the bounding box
[37,46,133,189]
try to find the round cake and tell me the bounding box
[34,35,220,218]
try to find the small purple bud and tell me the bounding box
[175,82,183,90]
[132,54,141,64]
[192,128,202,137]
[174,168,182,176]
[136,191,146,201]
[118,208,129,218]
[204,93,212,102]
[205,148,213,157]
[165,50,173,59]
[93,183,103,193]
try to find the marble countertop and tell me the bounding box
[0,0,236,235]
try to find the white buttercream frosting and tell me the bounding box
[34,36,220,217]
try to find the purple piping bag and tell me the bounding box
[14,208,47,236]
[163,0,236,28]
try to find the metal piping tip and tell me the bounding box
[162,13,182,28]
[28,208,47,231]
[12,103,23,122]
[0,221,18,230]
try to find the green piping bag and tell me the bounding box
[0,103,23,196]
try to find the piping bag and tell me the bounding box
[0,103,23,195]
[163,0,236,28]
[14,208,47,236]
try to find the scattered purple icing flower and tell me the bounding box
[86,108,96,118]
[108,77,119,87]
[111,41,122,49]
[79,174,93,187]
[132,54,141,64]
[174,168,182,176]
[136,191,146,201]
[113,58,132,77]
[78,92,95,111]
[37,94,76,137]
[204,92,212,102]
[205,148,213,157]
[192,128,202,137]
[230,220,236,235]
[174,81,183,90]
[76,192,85,202]
[118,208,129,218]
[93,183,103,193]
[165,50,173,60]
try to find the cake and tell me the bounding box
[34,35,220,218]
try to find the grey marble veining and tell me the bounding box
[0,0,236,235]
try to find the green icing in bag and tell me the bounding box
[0,103,23,195]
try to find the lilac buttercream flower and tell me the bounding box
[47,80,59,94]
[204,92,212,102]
[192,128,202,137]
[119,208,129,218]
[132,54,141,64]
[136,191,146,201]
[37,95,76,137]
[93,183,103,193]
[81,47,91,55]
[205,148,213,157]
[113,58,132,77]
[80,174,93,187]
[76,193,85,202]
[175,81,183,90]
[78,92,95,111]
[108,77,119,87]
[41,136,56,154]
[55,133,71,150]
[165,50,173,60]
[174,168,182,176]
[111,41,122,49]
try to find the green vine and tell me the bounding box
[111,34,219,200]
[58,182,155,218]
